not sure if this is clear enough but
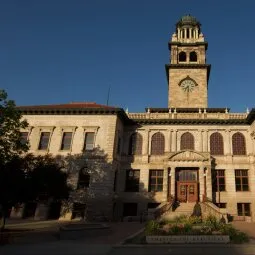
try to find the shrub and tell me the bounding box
[173,215,188,223]
[204,215,223,230]
[187,216,202,225]
[145,220,161,235]
[220,224,249,243]
[192,203,202,217]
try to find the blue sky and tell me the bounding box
[1,0,255,112]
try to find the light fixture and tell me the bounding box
[129,171,134,177]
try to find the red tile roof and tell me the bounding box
[17,102,117,110]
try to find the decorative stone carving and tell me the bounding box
[168,150,208,162]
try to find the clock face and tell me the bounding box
[180,79,196,92]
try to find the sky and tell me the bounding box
[1,0,255,113]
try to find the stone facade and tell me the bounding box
[12,15,255,222]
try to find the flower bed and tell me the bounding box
[143,215,249,244]
[124,214,249,244]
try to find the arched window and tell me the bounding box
[190,51,197,62]
[210,132,224,155]
[128,133,142,155]
[179,52,186,62]
[232,132,246,155]
[151,132,165,155]
[77,167,90,189]
[180,132,194,150]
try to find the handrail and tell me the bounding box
[200,201,228,223]
[148,198,175,220]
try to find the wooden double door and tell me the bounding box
[177,181,198,202]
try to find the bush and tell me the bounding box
[145,220,161,235]
[220,224,249,243]
[192,203,202,217]
[204,215,223,230]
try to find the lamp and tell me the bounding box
[129,171,134,177]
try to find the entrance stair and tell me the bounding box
[161,202,195,221]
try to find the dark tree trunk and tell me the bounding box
[0,204,6,231]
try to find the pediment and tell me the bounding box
[168,150,208,162]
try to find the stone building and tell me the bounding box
[13,15,255,222]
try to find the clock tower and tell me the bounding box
[166,15,211,108]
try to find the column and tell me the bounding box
[246,130,252,155]
[196,29,198,39]
[184,28,187,39]
[143,130,149,155]
[200,130,203,152]
[189,28,192,39]
[206,166,212,201]
[165,130,171,152]
[225,130,231,155]
[163,168,168,201]
[148,130,151,155]
[203,130,208,152]
[199,167,205,202]
[171,167,176,198]
[171,130,177,152]
[177,28,180,39]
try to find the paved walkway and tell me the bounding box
[0,221,145,254]
[231,222,255,239]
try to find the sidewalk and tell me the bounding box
[231,222,255,239]
[0,241,112,255]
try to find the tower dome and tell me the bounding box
[177,14,201,27]
[173,14,203,42]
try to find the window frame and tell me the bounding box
[151,132,165,155]
[210,132,224,155]
[179,51,187,62]
[129,133,143,155]
[212,169,226,192]
[77,167,90,190]
[235,169,249,191]
[125,169,140,192]
[149,169,164,192]
[60,132,73,151]
[237,203,251,216]
[38,132,51,150]
[232,132,246,155]
[20,131,29,145]
[180,132,195,150]
[83,132,95,151]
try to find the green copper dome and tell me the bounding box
[177,14,200,27]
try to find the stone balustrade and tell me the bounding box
[128,112,247,120]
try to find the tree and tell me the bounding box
[0,90,29,165]
[0,90,29,231]
[0,153,71,230]
[25,154,70,202]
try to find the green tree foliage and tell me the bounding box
[0,90,29,165]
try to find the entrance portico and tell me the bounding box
[166,150,212,203]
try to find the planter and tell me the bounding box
[146,235,230,244]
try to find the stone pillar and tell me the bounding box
[203,130,208,152]
[10,204,25,219]
[34,203,49,220]
[148,130,152,155]
[143,130,149,155]
[189,28,192,38]
[171,130,177,152]
[177,28,180,39]
[200,130,203,152]
[171,167,176,198]
[184,28,187,39]
[165,130,171,152]
[206,166,212,201]
[225,130,232,155]
[163,168,168,201]
[199,167,205,202]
